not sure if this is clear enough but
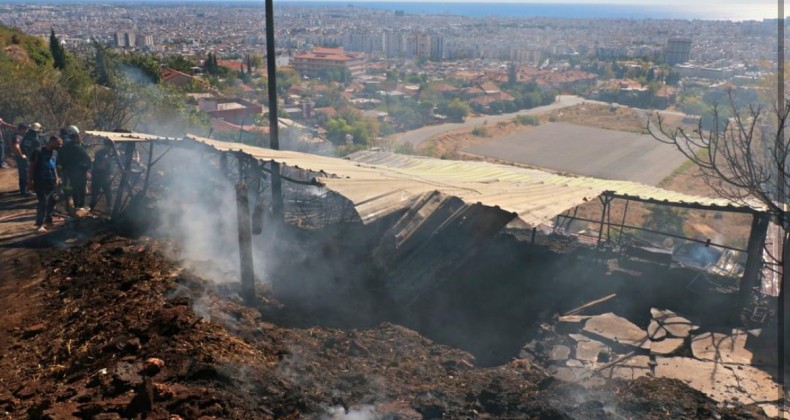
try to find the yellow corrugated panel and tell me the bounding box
[87,132,765,226]
[86,131,176,142]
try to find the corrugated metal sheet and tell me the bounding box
[182,135,607,225]
[86,131,765,227]
[347,151,766,214]
[85,131,179,142]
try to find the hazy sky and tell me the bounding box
[273,0,779,21]
[278,0,775,3]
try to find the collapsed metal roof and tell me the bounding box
[86,130,766,227]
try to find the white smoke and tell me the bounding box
[153,149,242,282]
[321,405,379,420]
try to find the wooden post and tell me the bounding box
[141,143,154,196]
[271,161,283,221]
[739,212,770,306]
[236,158,256,303]
[111,142,136,220]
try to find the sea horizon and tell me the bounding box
[278,1,778,22]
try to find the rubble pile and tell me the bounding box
[522,307,784,418]
[0,235,772,418]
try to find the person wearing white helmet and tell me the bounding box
[21,122,44,159]
[58,125,91,211]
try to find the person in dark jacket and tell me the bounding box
[21,122,44,158]
[58,126,91,210]
[89,138,114,212]
[0,118,14,168]
[28,136,63,232]
[9,124,35,195]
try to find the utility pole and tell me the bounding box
[265,0,284,221]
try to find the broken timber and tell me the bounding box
[563,293,617,316]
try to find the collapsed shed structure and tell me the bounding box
[86,130,776,309]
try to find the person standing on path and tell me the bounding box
[28,136,63,232]
[21,122,44,157]
[9,124,35,195]
[58,126,91,211]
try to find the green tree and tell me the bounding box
[93,40,115,87]
[441,98,470,122]
[119,52,163,83]
[165,55,197,74]
[276,67,300,95]
[49,28,65,70]
[325,118,353,144]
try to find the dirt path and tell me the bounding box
[0,166,49,403]
[0,164,107,410]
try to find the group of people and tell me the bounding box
[1,121,116,232]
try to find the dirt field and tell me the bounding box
[417,103,687,160]
[463,123,686,185]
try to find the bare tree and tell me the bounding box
[650,91,790,283]
[650,91,790,266]
[650,91,789,217]
[648,89,788,396]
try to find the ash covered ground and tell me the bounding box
[0,234,768,419]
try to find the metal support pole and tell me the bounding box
[617,199,630,248]
[606,198,613,243]
[236,157,256,303]
[111,142,136,220]
[596,196,610,249]
[265,0,284,222]
[531,227,537,244]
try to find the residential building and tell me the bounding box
[292,47,366,78]
[665,38,692,65]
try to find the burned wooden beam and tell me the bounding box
[236,157,256,304]
[111,142,136,220]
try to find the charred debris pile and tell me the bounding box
[0,235,770,419]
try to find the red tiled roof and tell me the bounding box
[293,47,363,62]
[211,118,269,134]
[314,107,338,117]
[162,67,208,88]
[217,60,244,72]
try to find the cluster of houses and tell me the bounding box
[157,46,682,143]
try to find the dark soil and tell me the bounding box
[0,233,769,419]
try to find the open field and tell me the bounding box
[463,122,688,185]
